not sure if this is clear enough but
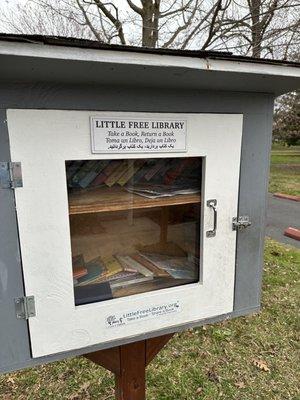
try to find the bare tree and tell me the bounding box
[212,0,300,59]
[0,0,236,49]
[0,0,96,39]
[0,0,299,60]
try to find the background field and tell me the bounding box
[1,239,299,400]
[269,145,300,196]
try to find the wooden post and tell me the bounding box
[85,334,174,400]
[115,341,146,400]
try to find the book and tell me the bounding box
[107,270,138,282]
[116,255,154,277]
[164,158,194,185]
[76,256,106,286]
[117,160,145,186]
[71,161,98,187]
[131,254,170,277]
[105,161,130,187]
[73,267,88,279]
[144,159,165,181]
[141,253,198,280]
[66,161,85,182]
[131,164,148,183]
[72,254,88,279]
[110,274,153,289]
[74,282,113,305]
[82,256,125,285]
[91,160,122,186]
[79,160,109,188]
[102,255,124,275]
[125,183,199,199]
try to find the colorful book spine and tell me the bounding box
[110,275,153,289]
[67,161,86,184]
[105,161,130,187]
[144,159,165,181]
[91,160,122,186]
[72,161,98,186]
[76,256,106,286]
[73,267,88,279]
[101,255,124,276]
[79,160,109,188]
[132,254,169,277]
[164,158,193,185]
[117,160,145,186]
[116,255,154,277]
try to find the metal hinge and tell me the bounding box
[14,296,36,319]
[232,216,252,231]
[0,162,23,189]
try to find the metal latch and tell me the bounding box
[0,162,23,189]
[15,296,36,319]
[232,216,252,231]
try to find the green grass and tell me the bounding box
[269,146,300,196]
[1,239,299,399]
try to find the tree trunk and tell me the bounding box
[249,0,262,57]
[141,0,160,47]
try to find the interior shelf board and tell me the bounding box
[69,186,201,215]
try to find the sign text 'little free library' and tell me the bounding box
[90,117,187,153]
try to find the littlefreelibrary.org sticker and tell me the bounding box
[105,301,181,328]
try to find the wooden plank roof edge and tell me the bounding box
[0,33,299,68]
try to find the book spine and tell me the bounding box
[91,160,122,186]
[79,160,109,188]
[105,162,129,187]
[144,159,165,181]
[132,254,169,277]
[117,255,154,277]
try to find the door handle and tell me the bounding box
[206,199,217,237]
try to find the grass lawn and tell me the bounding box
[269,145,300,196]
[1,238,299,399]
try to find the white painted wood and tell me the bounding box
[7,110,242,358]
[0,41,299,78]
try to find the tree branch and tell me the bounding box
[127,0,143,15]
[87,0,126,44]
[76,0,103,41]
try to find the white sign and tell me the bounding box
[105,301,181,328]
[90,117,187,153]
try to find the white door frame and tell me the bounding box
[7,110,243,357]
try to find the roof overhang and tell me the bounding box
[0,39,299,96]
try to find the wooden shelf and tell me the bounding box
[69,186,201,215]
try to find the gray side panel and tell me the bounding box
[0,84,273,373]
[0,110,31,371]
[235,99,274,312]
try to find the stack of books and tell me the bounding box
[72,250,198,302]
[66,158,201,197]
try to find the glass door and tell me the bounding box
[66,157,202,305]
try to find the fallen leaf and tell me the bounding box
[207,369,221,383]
[253,359,270,372]
[172,350,181,358]
[196,387,203,394]
[235,381,246,388]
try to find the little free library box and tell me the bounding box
[0,34,299,375]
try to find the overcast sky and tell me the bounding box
[0,0,140,33]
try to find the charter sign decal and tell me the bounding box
[105,301,181,328]
[90,117,187,153]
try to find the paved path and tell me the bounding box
[266,193,300,249]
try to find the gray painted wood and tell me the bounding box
[0,82,273,373]
[0,110,32,371]
[0,54,298,95]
